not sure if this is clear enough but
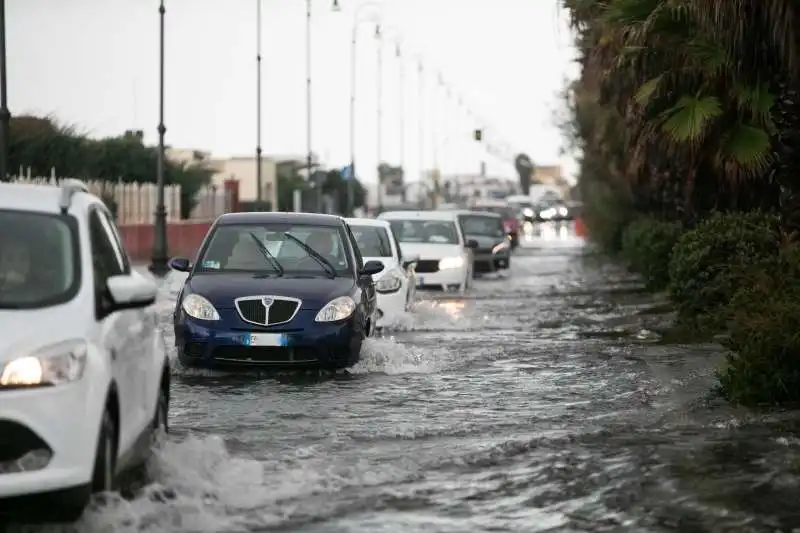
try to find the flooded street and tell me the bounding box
[28,223,800,532]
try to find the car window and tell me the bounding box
[0,209,80,309]
[89,208,125,316]
[388,220,460,244]
[198,222,353,277]
[344,224,364,270]
[458,215,505,238]
[95,208,130,274]
[350,225,393,257]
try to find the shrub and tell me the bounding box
[719,244,800,405]
[581,181,633,254]
[668,211,780,328]
[621,218,683,290]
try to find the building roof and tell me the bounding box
[216,211,344,226]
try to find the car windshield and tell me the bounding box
[389,220,460,244]
[0,210,79,309]
[350,225,393,257]
[196,223,352,277]
[459,215,505,238]
[472,205,515,219]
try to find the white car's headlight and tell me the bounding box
[522,208,534,217]
[492,241,510,254]
[315,296,356,322]
[439,256,464,269]
[375,269,404,293]
[558,207,568,216]
[182,293,220,320]
[0,339,88,387]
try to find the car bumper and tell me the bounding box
[414,266,467,289]
[0,363,106,510]
[175,313,363,370]
[473,250,511,272]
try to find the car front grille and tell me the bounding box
[212,346,319,364]
[415,260,440,273]
[235,296,300,326]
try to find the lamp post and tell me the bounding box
[375,24,383,211]
[417,58,424,183]
[149,0,169,276]
[342,1,381,216]
[306,0,318,212]
[256,0,263,208]
[0,0,8,182]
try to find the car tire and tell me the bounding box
[151,386,169,446]
[92,408,117,494]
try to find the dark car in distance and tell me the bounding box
[168,212,384,371]
[456,211,512,274]
[469,203,520,248]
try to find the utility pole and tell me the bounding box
[256,0,264,208]
[0,0,10,182]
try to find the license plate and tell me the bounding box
[241,333,289,347]
[417,276,424,287]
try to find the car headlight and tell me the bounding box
[375,269,404,293]
[182,293,220,320]
[315,296,356,322]
[540,208,556,219]
[439,256,464,269]
[558,207,568,216]
[522,208,534,217]
[492,241,510,254]
[0,339,88,387]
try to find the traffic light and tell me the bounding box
[473,129,483,141]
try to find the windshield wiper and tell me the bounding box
[283,232,337,278]
[248,232,284,276]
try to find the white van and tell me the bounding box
[377,211,476,292]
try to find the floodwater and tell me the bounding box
[19,222,800,533]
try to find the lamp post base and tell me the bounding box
[149,205,169,277]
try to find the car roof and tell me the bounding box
[0,182,98,215]
[216,211,345,227]
[378,210,461,221]
[345,217,390,228]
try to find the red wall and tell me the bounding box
[119,221,212,263]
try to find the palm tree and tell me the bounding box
[562,0,800,227]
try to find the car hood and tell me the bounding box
[0,305,85,363]
[395,242,462,260]
[465,234,505,249]
[187,273,355,309]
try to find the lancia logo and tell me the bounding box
[261,297,274,308]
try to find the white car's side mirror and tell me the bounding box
[107,271,158,309]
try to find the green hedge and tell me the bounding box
[621,218,683,290]
[668,211,780,328]
[719,244,800,405]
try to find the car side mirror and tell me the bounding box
[401,254,420,269]
[465,239,479,249]
[107,271,158,310]
[169,257,192,272]
[360,260,384,276]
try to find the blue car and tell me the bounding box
[168,212,384,371]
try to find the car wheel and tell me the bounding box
[92,408,117,494]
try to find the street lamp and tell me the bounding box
[342,1,381,215]
[149,0,169,276]
[375,23,403,208]
[0,0,8,182]
[256,0,264,208]
[306,0,318,212]
[417,57,425,184]
[375,23,383,210]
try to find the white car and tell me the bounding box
[0,180,170,523]
[377,210,475,292]
[346,218,418,325]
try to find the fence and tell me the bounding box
[10,168,232,223]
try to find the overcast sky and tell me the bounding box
[9,0,578,184]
